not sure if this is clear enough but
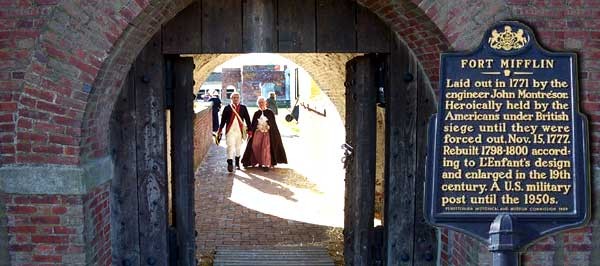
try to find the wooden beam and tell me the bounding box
[384,37,416,265]
[357,5,390,53]
[243,0,277,52]
[171,56,196,266]
[110,67,141,266]
[277,0,316,52]
[162,1,202,54]
[413,67,438,265]
[344,57,357,265]
[134,32,169,265]
[202,0,243,53]
[344,55,377,266]
[316,0,356,52]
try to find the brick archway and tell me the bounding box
[9,0,486,167]
[2,0,511,265]
[5,0,515,167]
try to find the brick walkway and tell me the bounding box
[194,122,345,257]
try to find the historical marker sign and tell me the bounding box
[425,21,590,261]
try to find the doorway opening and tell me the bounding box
[108,1,438,265]
[168,53,374,265]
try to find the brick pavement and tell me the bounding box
[194,125,344,257]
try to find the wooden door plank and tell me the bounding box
[202,0,243,53]
[172,56,196,266]
[162,1,202,54]
[344,55,377,266]
[277,0,316,52]
[243,0,277,52]
[110,67,141,266]
[356,5,390,53]
[316,0,356,52]
[413,67,438,265]
[384,38,416,266]
[344,58,357,264]
[134,32,169,265]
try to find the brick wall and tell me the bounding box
[194,106,213,171]
[82,182,111,266]
[5,194,86,265]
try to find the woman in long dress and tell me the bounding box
[241,96,287,171]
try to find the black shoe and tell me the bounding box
[227,159,234,172]
[235,156,241,170]
[262,166,269,172]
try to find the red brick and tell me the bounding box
[45,44,67,60]
[17,132,46,142]
[64,146,80,155]
[52,206,68,215]
[53,226,76,234]
[0,113,12,122]
[0,102,17,111]
[566,244,592,252]
[70,57,99,76]
[49,134,77,145]
[36,0,60,5]
[12,196,30,204]
[0,145,15,153]
[0,154,16,164]
[36,101,67,115]
[14,234,28,243]
[32,255,62,263]
[19,95,37,108]
[32,144,63,154]
[17,118,33,129]
[34,121,64,134]
[8,244,34,252]
[52,115,79,127]
[0,123,15,132]
[31,216,60,224]
[16,143,31,152]
[7,205,37,214]
[33,244,55,253]
[0,81,19,92]
[30,195,59,204]
[56,96,85,111]
[31,235,68,243]
[8,226,37,233]
[66,127,82,137]
[20,109,51,120]
[24,86,55,102]
[0,134,14,143]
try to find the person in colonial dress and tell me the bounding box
[217,90,251,172]
[242,96,287,171]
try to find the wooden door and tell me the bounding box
[110,32,169,266]
[383,39,437,266]
[170,56,196,266]
[344,55,377,266]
